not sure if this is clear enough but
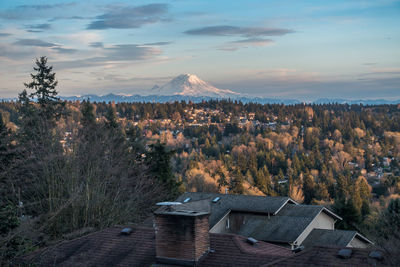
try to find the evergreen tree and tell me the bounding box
[0,114,13,172]
[81,100,96,127]
[303,173,316,204]
[18,57,65,145]
[146,141,180,194]
[230,168,245,194]
[105,103,118,129]
[23,56,64,122]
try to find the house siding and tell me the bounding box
[210,212,269,234]
[209,211,230,234]
[348,236,369,248]
[295,211,336,246]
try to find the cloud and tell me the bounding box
[0,3,77,20]
[14,39,57,47]
[104,44,161,60]
[51,47,77,54]
[89,42,104,48]
[0,33,12,37]
[54,44,162,69]
[12,39,77,55]
[359,67,400,77]
[16,3,76,10]
[48,16,88,22]
[184,25,294,37]
[87,4,169,30]
[144,41,172,46]
[220,38,274,50]
[0,43,35,59]
[26,23,52,32]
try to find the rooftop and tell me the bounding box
[302,229,373,248]
[175,192,296,228]
[22,226,293,267]
[264,246,387,267]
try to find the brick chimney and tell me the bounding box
[154,200,210,266]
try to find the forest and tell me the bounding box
[1,57,400,265]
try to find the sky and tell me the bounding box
[0,0,399,101]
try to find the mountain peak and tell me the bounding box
[174,73,201,82]
[153,74,240,98]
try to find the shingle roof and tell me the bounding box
[278,204,342,220]
[249,216,314,243]
[237,204,339,243]
[172,194,342,244]
[200,233,293,267]
[302,229,373,248]
[23,226,292,267]
[175,192,296,228]
[263,246,387,267]
[24,226,156,267]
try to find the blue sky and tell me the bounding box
[0,0,399,100]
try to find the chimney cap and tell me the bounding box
[156,202,182,206]
[155,199,211,216]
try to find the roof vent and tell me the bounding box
[369,250,383,261]
[212,197,221,203]
[120,227,132,235]
[293,246,304,253]
[183,197,191,203]
[337,248,352,259]
[246,237,258,245]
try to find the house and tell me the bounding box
[23,199,293,267]
[175,192,373,249]
[21,196,383,267]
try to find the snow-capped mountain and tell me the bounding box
[151,74,240,98]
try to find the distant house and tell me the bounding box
[383,157,391,167]
[175,192,373,249]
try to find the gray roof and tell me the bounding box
[248,216,313,243]
[301,229,373,248]
[173,193,343,245]
[278,204,342,220]
[175,192,296,228]
[239,205,341,243]
[278,204,323,217]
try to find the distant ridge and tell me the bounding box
[1,74,399,105]
[60,94,300,105]
[313,98,400,105]
[2,95,399,105]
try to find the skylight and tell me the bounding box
[183,197,191,203]
[212,197,221,203]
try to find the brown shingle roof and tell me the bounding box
[23,226,292,267]
[263,246,387,267]
[24,226,156,267]
[200,233,293,267]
